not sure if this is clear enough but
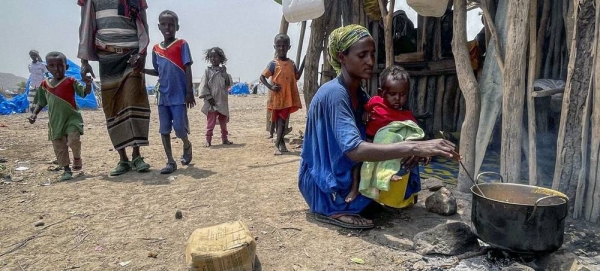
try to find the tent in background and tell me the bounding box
[230,82,250,95]
[0,59,98,115]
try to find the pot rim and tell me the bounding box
[470,183,569,207]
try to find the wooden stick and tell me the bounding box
[0,214,85,257]
[531,88,565,97]
[481,0,505,74]
[526,0,538,186]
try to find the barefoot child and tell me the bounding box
[260,33,305,155]
[346,65,422,203]
[28,51,92,181]
[143,10,195,174]
[199,47,233,147]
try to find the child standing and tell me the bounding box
[28,51,92,181]
[199,47,233,147]
[346,65,421,203]
[143,10,195,174]
[260,33,304,155]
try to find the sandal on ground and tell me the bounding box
[110,160,131,176]
[181,144,193,165]
[313,213,374,229]
[222,139,233,145]
[130,156,150,172]
[72,158,82,171]
[160,162,177,174]
[60,171,73,181]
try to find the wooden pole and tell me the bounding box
[552,0,595,207]
[452,0,481,192]
[296,21,307,65]
[500,0,529,183]
[526,0,538,186]
[280,15,289,34]
[581,0,600,221]
[535,0,551,78]
[481,0,505,74]
[378,0,395,67]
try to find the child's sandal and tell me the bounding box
[60,171,73,181]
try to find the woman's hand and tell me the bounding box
[413,139,456,159]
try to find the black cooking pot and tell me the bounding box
[471,172,569,254]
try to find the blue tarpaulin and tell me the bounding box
[0,59,98,115]
[230,82,250,95]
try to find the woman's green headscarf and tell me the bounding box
[328,24,372,75]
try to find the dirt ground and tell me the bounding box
[1,95,599,271]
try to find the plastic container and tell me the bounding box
[282,0,325,23]
[407,0,449,17]
[377,173,418,209]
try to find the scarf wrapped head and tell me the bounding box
[328,24,372,75]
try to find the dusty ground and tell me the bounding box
[1,95,599,271]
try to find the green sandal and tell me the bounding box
[130,156,150,172]
[60,171,73,181]
[110,160,131,176]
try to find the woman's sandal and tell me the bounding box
[160,162,177,174]
[181,144,193,165]
[314,213,374,229]
[222,139,233,145]
[72,158,82,171]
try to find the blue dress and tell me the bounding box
[298,77,372,216]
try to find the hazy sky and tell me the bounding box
[0,1,482,86]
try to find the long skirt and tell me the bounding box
[98,50,150,150]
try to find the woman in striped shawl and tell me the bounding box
[77,0,151,176]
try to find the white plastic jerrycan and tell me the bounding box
[282,0,325,23]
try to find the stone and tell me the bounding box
[413,221,480,256]
[374,234,414,250]
[175,210,183,219]
[422,178,446,191]
[425,187,457,216]
[502,262,535,271]
[34,221,44,227]
[569,259,594,271]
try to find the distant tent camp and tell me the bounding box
[0,59,98,115]
[230,82,250,95]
